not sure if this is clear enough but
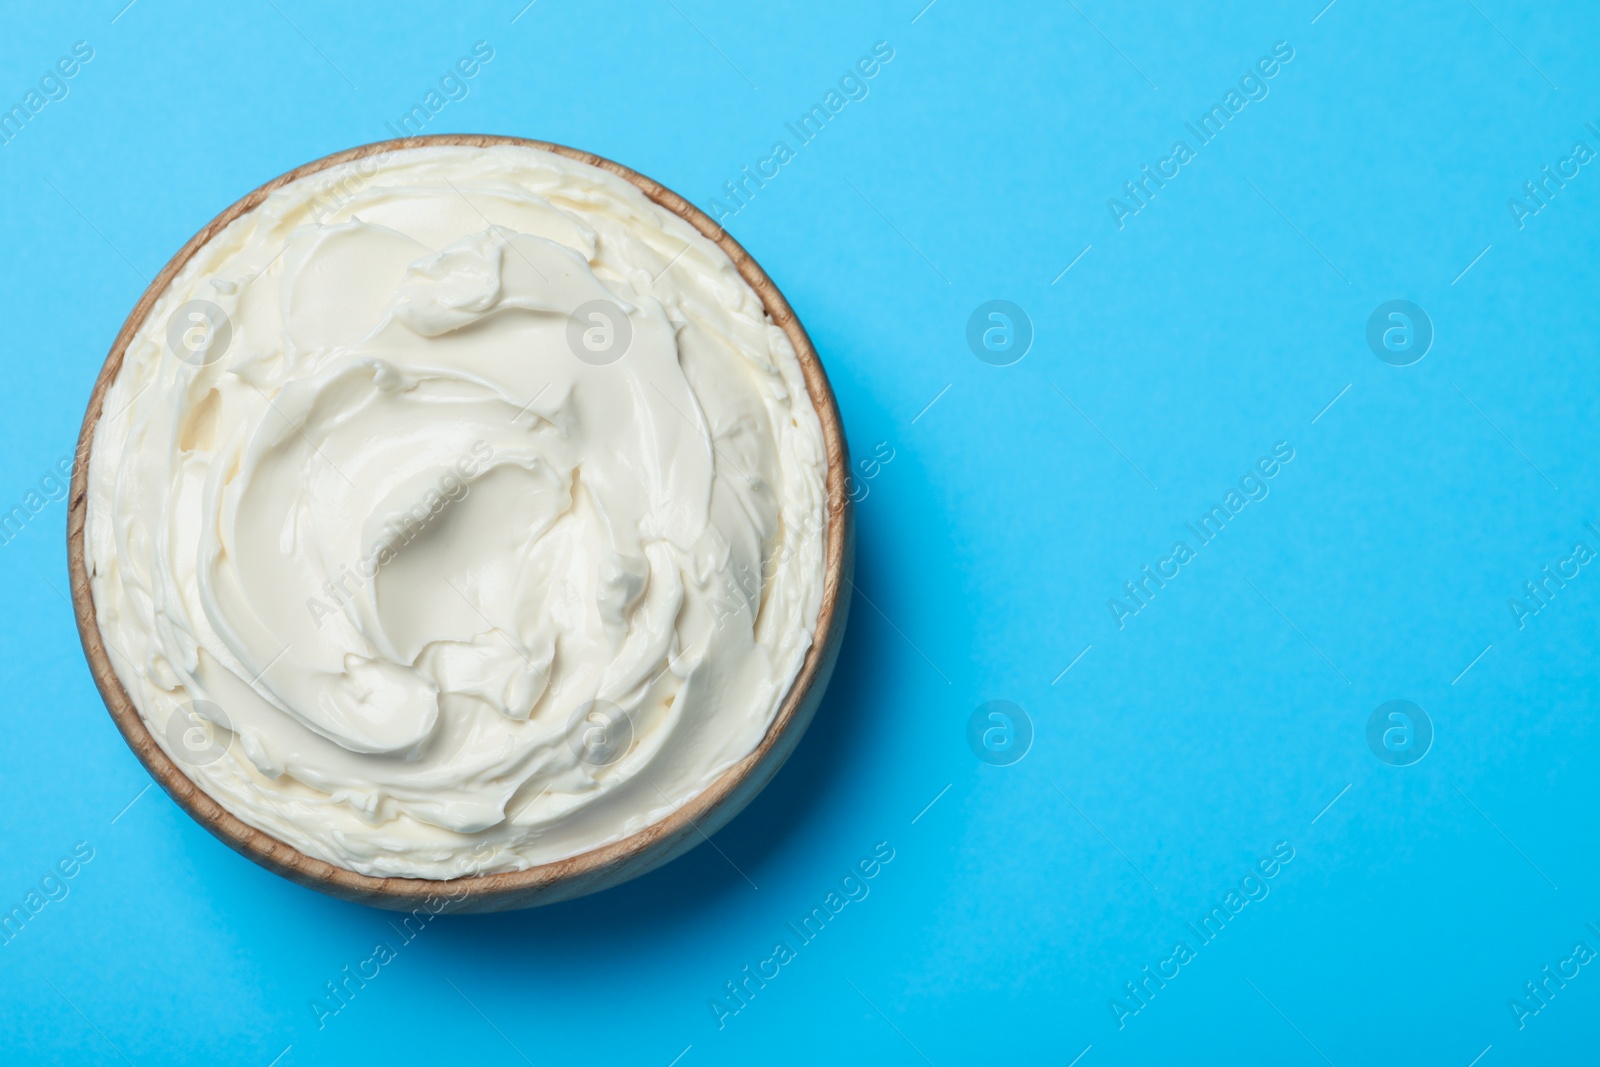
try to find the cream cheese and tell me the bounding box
[85,144,829,879]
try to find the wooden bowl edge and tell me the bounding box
[65,134,854,912]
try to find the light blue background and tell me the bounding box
[2,1,1598,1063]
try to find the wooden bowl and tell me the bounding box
[66,134,853,912]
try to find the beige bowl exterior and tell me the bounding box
[66,134,853,913]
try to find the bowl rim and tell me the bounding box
[65,133,853,911]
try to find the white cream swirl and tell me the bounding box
[84,144,828,879]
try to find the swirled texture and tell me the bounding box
[85,145,828,878]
